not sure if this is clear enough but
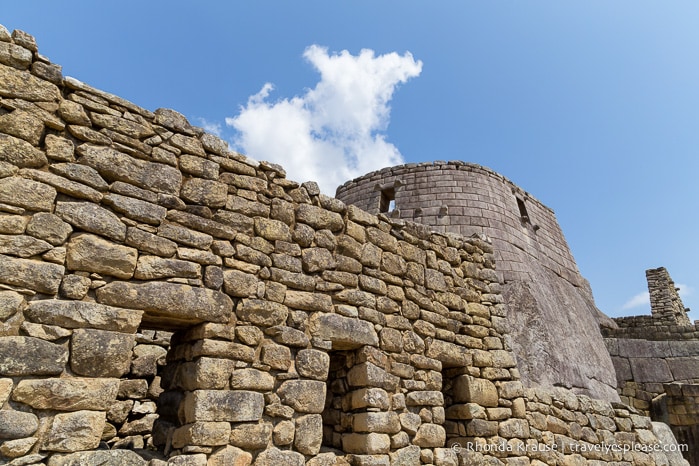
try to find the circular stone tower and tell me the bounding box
[336,161,619,401]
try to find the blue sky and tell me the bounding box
[4,1,698,320]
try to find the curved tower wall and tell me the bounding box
[336,161,620,401]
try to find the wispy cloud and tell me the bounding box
[621,291,650,311]
[198,118,223,137]
[620,283,694,311]
[226,45,422,194]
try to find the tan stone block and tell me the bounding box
[278,380,326,414]
[344,388,390,411]
[294,414,323,455]
[44,410,105,452]
[453,375,498,407]
[352,412,401,434]
[273,419,295,445]
[184,390,264,423]
[172,422,230,448]
[70,329,134,378]
[342,432,391,454]
[208,445,253,466]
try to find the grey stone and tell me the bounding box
[278,380,326,413]
[70,329,135,377]
[77,144,182,195]
[49,162,108,190]
[56,201,126,242]
[308,313,379,349]
[180,178,228,208]
[102,193,167,225]
[47,449,147,466]
[253,447,305,466]
[296,204,344,232]
[629,358,673,383]
[229,422,272,450]
[44,410,105,452]
[59,274,91,299]
[66,233,137,279]
[134,255,201,280]
[12,377,119,410]
[125,226,177,257]
[295,414,323,455]
[0,410,39,439]
[0,291,23,320]
[0,254,65,294]
[26,300,142,332]
[184,390,264,422]
[237,299,288,327]
[19,168,103,202]
[0,234,52,257]
[96,281,233,327]
[0,214,27,234]
[0,176,56,211]
[0,336,67,376]
[296,349,330,380]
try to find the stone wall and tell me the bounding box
[0,24,688,466]
[336,162,619,401]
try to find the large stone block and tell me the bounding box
[172,422,231,448]
[0,255,65,295]
[296,349,330,380]
[278,380,327,413]
[0,410,39,439]
[96,281,233,327]
[70,329,135,377]
[46,450,147,466]
[412,423,446,448]
[309,313,379,349]
[26,212,73,246]
[25,300,142,333]
[56,202,126,242]
[0,336,67,376]
[425,339,472,368]
[77,144,182,195]
[184,390,264,423]
[352,412,401,434]
[295,204,344,232]
[629,358,673,383]
[134,255,201,280]
[208,445,252,466]
[0,291,23,320]
[0,133,46,167]
[342,432,390,454]
[347,362,399,391]
[12,377,119,411]
[295,414,323,455]
[66,233,137,279]
[0,176,56,212]
[229,422,272,450]
[0,63,60,101]
[237,299,288,327]
[253,447,304,466]
[452,375,498,407]
[180,178,228,208]
[44,410,105,452]
[667,357,699,380]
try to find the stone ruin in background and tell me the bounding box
[0,25,693,465]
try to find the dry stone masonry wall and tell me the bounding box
[0,25,689,465]
[336,163,619,402]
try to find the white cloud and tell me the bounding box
[198,118,223,137]
[676,283,693,299]
[621,291,649,311]
[226,45,422,194]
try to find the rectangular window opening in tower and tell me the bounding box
[379,188,396,213]
[516,197,529,223]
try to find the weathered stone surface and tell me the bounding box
[352,412,401,434]
[207,445,252,466]
[26,212,72,245]
[50,162,108,190]
[26,300,142,332]
[453,375,498,407]
[184,390,264,422]
[58,99,91,125]
[629,357,673,383]
[426,339,472,368]
[296,349,330,380]
[46,450,147,466]
[230,368,275,391]
[125,226,177,257]
[134,255,201,280]
[253,447,304,466]
[296,204,344,232]
[342,432,391,454]
[0,234,52,257]
[0,436,37,458]
[59,274,91,299]
[158,222,213,249]
[12,377,119,410]
[56,201,126,242]
[97,281,232,327]
[90,112,154,138]
[229,422,272,450]
[0,214,26,234]
[0,176,56,211]
[0,254,64,293]
[70,329,135,377]
[237,299,288,327]
[309,313,379,349]
[45,410,105,452]
[0,133,46,167]
[223,269,258,297]
[181,178,228,208]
[66,233,137,279]
[78,144,182,195]
[412,423,445,447]
[0,291,23,320]
[45,134,75,162]
[0,410,39,439]
[0,63,60,101]
[0,110,45,147]
[103,193,167,225]
[278,380,326,413]
[347,362,399,391]
[302,247,337,273]
[0,336,67,376]
[0,41,32,69]
[295,414,323,455]
[172,422,231,448]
